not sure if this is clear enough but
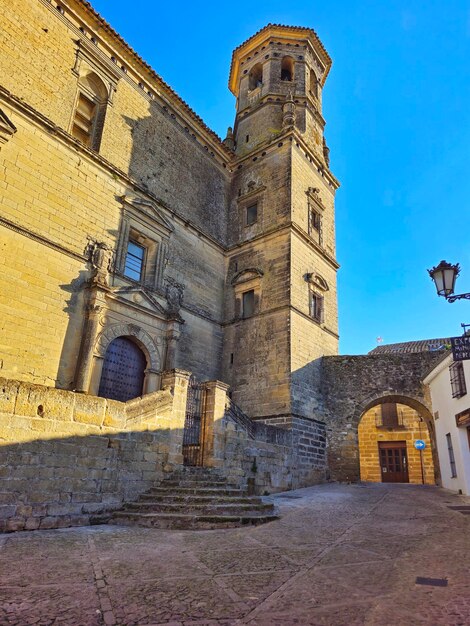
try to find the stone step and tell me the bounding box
[167,469,225,478]
[109,511,279,530]
[124,501,274,514]
[105,469,278,530]
[138,493,258,505]
[160,479,230,488]
[147,486,246,497]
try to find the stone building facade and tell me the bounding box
[0,0,446,529]
[0,1,339,479]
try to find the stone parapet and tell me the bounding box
[0,372,189,532]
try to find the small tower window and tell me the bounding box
[242,289,255,318]
[72,71,107,151]
[281,56,294,82]
[310,291,324,323]
[248,63,263,90]
[246,203,258,226]
[308,207,321,244]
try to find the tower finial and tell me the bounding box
[223,126,235,150]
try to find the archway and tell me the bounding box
[358,395,438,485]
[98,336,147,402]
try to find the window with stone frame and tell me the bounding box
[115,196,173,290]
[450,361,467,398]
[306,273,328,324]
[237,184,265,237]
[242,289,255,318]
[306,187,324,246]
[70,38,120,152]
[308,206,321,243]
[309,290,324,323]
[246,203,258,226]
[71,72,108,150]
[231,268,263,320]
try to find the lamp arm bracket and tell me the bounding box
[446,292,470,303]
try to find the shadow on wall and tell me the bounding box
[0,428,174,532]
[0,374,294,533]
[55,222,120,391]
[57,269,90,389]
[123,100,230,245]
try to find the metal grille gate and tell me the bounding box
[182,376,205,466]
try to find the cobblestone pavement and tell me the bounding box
[0,483,469,625]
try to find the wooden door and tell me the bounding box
[379,441,409,483]
[98,336,146,402]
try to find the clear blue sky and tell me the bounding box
[91,0,470,354]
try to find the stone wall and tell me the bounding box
[0,0,229,390]
[206,385,327,492]
[321,352,443,482]
[0,371,189,532]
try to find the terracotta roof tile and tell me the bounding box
[369,338,451,355]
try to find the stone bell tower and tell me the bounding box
[222,25,339,480]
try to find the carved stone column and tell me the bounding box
[74,287,107,394]
[165,319,182,371]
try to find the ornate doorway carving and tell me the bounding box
[98,336,146,402]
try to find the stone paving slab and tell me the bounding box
[0,483,469,625]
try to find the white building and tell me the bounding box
[424,353,470,495]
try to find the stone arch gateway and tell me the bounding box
[321,353,444,482]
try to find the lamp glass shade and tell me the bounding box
[428,260,460,297]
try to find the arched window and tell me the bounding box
[72,71,108,151]
[248,63,263,90]
[281,56,294,82]
[98,336,147,402]
[310,70,319,98]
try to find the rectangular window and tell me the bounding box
[242,289,255,318]
[124,240,145,281]
[308,207,321,243]
[380,403,399,428]
[246,204,258,226]
[446,433,457,478]
[450,362,467,398]
[72,93,96,147]
[310,291,324,323]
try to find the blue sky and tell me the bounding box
[91,0,470,354]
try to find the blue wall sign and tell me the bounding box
[414,439,426,450]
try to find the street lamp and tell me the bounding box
[428,260,470,303]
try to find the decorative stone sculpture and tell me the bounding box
[323,137,330,168]
[223,126,235,150]
[90,241,112,287]
[165,278,184,317]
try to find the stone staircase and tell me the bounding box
[107,468,279,530]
